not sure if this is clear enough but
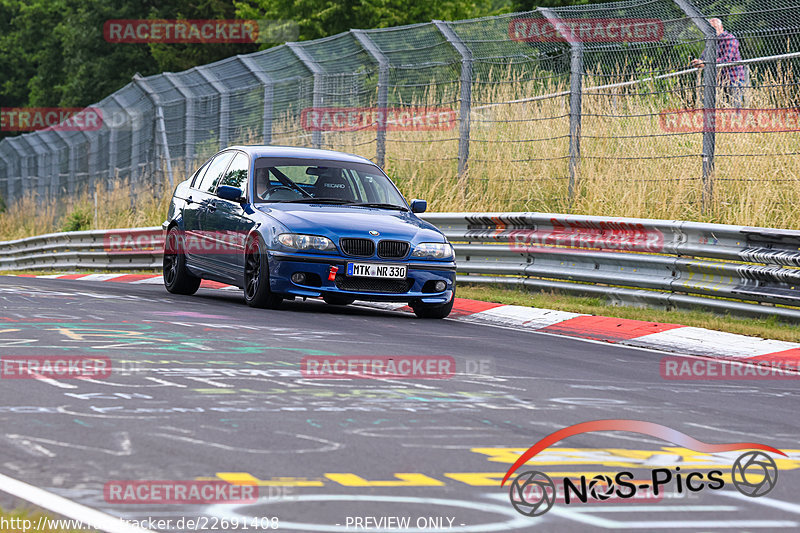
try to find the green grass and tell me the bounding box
[457,283,800,343]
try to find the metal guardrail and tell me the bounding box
[1,214,799,321]
[0,227,163,272]
[428,213,800,321]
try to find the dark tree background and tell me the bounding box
[0,0,521,115]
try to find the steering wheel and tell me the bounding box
[261,185,306,201]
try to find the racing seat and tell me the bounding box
[313,170,355,201]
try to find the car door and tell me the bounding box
[186,151,235,269]
[180,160,212,265]
[201,151,254,280]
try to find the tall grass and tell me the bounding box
[1,63,798,241]
[0,180,171,240]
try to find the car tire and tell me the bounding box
[243,235,283,309]
[412,286,455,319]
[323,294,356,306]
[163,227,202,295]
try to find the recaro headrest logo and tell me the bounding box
[503,419,785,517]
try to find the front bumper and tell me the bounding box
[268,251,456,303]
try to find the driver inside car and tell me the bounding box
[257,167,309,201]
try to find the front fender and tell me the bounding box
[245,207,290,249]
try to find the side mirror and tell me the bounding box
[410,199,427,213]
[217,185,245,202]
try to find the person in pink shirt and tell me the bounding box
[691,18,746,108]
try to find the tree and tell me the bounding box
[233,0,502,43]
[1,0,515,141]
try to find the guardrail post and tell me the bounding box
[194,67,230,150]
[539,8,582,204]
[133,75,175,190]
[673,0,716,210]
[434,21,472,183]
[288,43,324,149]
[237,55,275,146]
[352,30,389,167]
[163,73,196,176]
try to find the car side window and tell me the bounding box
[189,161,210,189]
[198,152,235,193]
[219,152,249,192]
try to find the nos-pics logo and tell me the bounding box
[502,420,783,517]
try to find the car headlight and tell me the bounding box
[411,242,454,259]
[277,233,336,251]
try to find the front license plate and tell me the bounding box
[347,263,407,279]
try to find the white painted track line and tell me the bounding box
[0,472,154,533]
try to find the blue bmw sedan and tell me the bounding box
[162,146,456,318]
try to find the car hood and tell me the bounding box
[256,203,445,243]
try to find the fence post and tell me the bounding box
[28,137,49,204]
[52,130,77,197]
[0,148,10,204]
[108,118,120,193]
[110,94,140,191]
[539,8,582,204]
[288,42,324,149]
[7,138,27,202]
[133,76,174,189]
[47,134,60,201]
[195,67,230,150]
[352,29,389,167]
[433,20,472,182]
[12,136,43,204]
[673,0,716,210]
[237,55,275,146]
[47,133,64,197]
[164,73,196,176]
[80,130,97,195]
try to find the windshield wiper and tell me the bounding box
[283,198,353,204]
[349,202,409,211]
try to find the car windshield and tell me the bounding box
[253,158,408,210]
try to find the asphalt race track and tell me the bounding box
[0,275,798,532]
